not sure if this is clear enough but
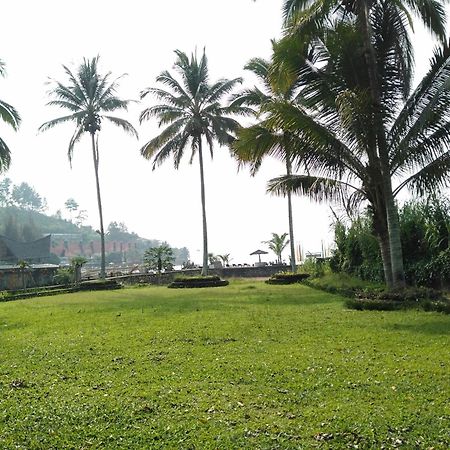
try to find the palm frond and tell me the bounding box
[0,99,21,130]
[267,174,363,206]
[67,125,84,166]
[0,137,12,172]
[103,116,138,138]
[38,113,81,133]
[394,152,450,197]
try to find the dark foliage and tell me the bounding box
[265,272,310,284]
[331,196,450,287]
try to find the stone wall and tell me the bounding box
[113,264,290,286]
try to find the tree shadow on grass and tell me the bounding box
[385,319,450,335]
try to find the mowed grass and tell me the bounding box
[0,280,448,449]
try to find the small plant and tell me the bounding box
[53,268,73,285]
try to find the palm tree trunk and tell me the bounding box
[286,155,296,272]
[198,139,209,276]
[91,132,106,279]
[378,231,393,288]
[359,1,405,288]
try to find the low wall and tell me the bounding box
[112,264,290,286]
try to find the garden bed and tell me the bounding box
[265,272,310,285]
[168,275,229,288]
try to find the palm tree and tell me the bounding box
[39,57,138,279]
[263,232,289,264]
[217,253,231,266]
[278,0,449,288]
[266,34,450,288]
[139,50,243,275]
[231,57,298,272]
[70,256,88,284]
[144,244,175,273]
[0,59,20,172]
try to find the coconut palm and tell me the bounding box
[139,50,243,275]
[278,0,450,288]
[263,232,290,264]
[231,57,299,272]
[266,33,450,288]
[0,59,20,172]
[39,57,138,279]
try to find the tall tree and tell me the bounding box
[144,244,175,273]
[140,50,242,275]
[266,33,450,288]
[0,59,20,172]
[273,0,450,288]
[11,182,46,211]
[39,57,138,278]
[232,56,299,272]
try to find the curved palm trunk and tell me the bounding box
[286,155,297,272]
[359,1,405,288]
[91,132,106,279]
[198,140,209,276]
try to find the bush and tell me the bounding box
[265,272,310,285]
[53,268,73,285]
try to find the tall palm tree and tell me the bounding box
[266,33,450,288]
[0,59,20,172]
[139,50,243,275]
[39,57,137,279]
[278,0,449,288]
[272,0,449,288]
[263,232,290,264]
[231,57,298,272]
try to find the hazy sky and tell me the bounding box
[0,1,443,264]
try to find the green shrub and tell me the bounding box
[265,272,310,285]
[53,268,73,285]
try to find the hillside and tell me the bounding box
[0,207,189,265]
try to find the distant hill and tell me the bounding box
[0,206,189,265]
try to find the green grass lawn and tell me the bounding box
[0,280,448,449]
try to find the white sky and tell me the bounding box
[0,1,443,265]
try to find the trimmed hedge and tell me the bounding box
[265,272,310,285]
[0,279,122,302]
[168,275,229,289]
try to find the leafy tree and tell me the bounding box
[107,221,135,240]
[144,244,175,273]
[232,56,299,272]
[65,198,79,221]
[39,57,138,278]
[140,49,243,275]
[11,182,46,211]
[0,177,13,206]
[0,59,20,172]
[263,232,289,264]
